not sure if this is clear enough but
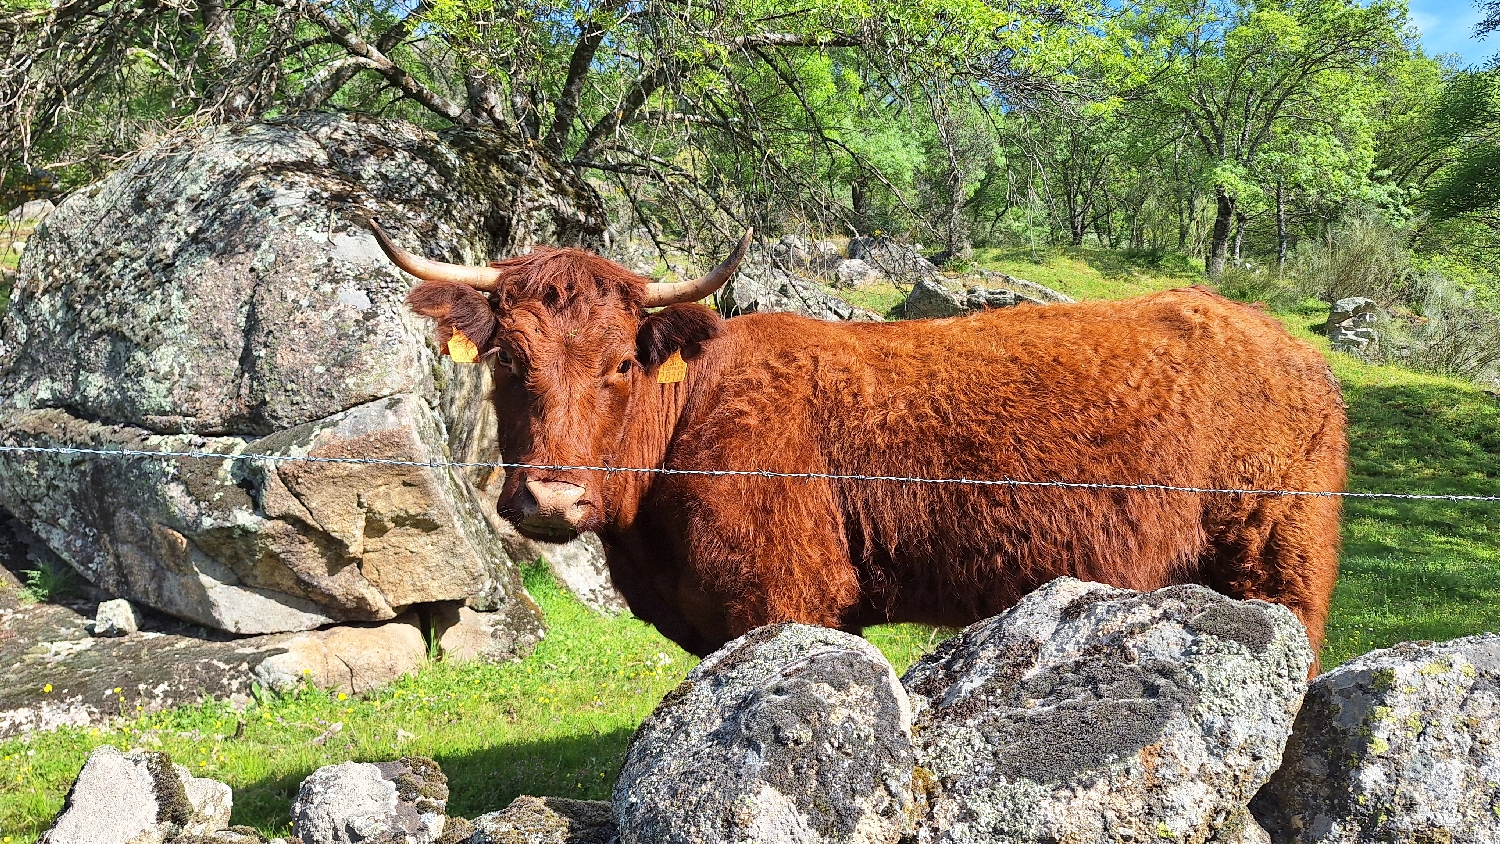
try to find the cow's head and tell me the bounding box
[371,222,750,541]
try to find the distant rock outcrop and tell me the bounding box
[1323,296,1384,355]
[900,270,1074,319]
[717,246,882,321]
[901,277,1024,319]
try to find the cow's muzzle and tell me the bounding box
[510,479,590,540]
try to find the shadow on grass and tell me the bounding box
[1344,382,1500,489]
[229,727,638,831]
[436,727,637,817]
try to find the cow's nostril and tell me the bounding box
[524,480,586,514]
[513,480,591,540]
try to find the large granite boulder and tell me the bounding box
[614,623,916,844]
[903,578,1312,844]
[1252,634,1500,843]
[41,745,232,844]
[0,112,601,634]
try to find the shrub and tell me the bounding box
[1214,266,1304,311]
[1287,211,1421,307]
[1380,277,1500,383]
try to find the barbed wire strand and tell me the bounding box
[1,443,1497,502]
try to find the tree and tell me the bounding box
[5,0,1087,250]
[1119,0,1406,275]
[1420,70,1500,240]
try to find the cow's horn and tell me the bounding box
[641,228,754,308]
[369,219,503,291]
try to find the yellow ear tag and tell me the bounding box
[447,330,479,364]
[657,350,687,384]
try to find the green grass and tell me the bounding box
[1321,357,1500,666]
[839,281,909,319]
[0,566,949,841]
[2,247,1498,841]
[973,245,1202,301]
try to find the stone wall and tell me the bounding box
[40,578,1499,844]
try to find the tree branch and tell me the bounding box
[277,0,477,127]
[545,3,622,154]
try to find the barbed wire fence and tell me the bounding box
[2,443,1498,502]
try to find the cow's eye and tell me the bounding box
[617,359,633,374]
[495,349,513,365]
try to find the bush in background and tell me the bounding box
[1380,278,1500,385]
[1214,266,1306,312]
[1287,211,1423,307]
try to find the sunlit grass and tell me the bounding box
[0,564,953,841]
[838,280,908,319]
[972,245,1202,301]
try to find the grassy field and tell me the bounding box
[0,245,1497,840]
[0,566,943,840]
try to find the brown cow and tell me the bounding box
[372,224,1347,667]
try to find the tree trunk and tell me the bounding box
[1275,182,1289,274]
[1206,185,1235,277]
[851,174,870,235]
[1179,190,1196,251]
[1231,210,1246,264]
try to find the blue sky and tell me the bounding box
[1410,0,1492,66]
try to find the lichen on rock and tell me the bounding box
[467,796,616,844]
[1251,633,1500,843]
[903,578,1311,844]
[39,745,232,844]
[614,622,916,844]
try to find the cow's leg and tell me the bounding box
[1203,493,1342,674]
[681,476,862,645]
[1263,494,1342,672]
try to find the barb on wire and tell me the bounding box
[1,443,1497,502]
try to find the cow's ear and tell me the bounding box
[636,303,722,368]
[406,281,498,355]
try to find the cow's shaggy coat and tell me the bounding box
[407,247,1347,667]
